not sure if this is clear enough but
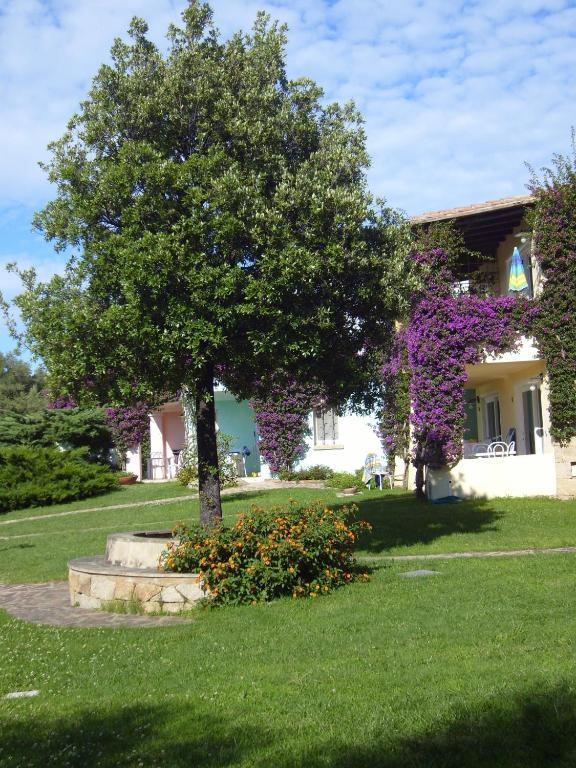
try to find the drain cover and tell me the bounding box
[398,569,441,578]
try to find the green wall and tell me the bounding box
[215,397,261,475]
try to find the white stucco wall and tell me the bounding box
[125,446,142,480]
[297,411,383,473]
[150,412,164,456]
[427,454,557,500]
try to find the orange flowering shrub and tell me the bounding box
[160,501,371,605]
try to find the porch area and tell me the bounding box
[147,392,262,481]
[428,354,556,500]
[427,453,557,500]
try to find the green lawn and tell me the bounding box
[1,485,575,583]
[1,487,576,767]
[0,479,198,522]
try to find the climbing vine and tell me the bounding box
[105,402,150,461]
[250,374,324,474]
[381,227,534,496]
[379,333,411,484]
[528,134,576,444]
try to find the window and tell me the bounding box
[313,408,339,447]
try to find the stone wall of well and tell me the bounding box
[69,558,204,614]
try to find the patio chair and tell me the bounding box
[363,453,385,489]
[469,442,490,458]
[487,441,509,457]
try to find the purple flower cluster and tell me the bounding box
[47,395,77,410]
[384,248,531,470]
[250,375,323,474]
[105,402,151,456]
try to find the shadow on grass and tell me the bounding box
[349,492,502,554]
[0,701,270,768]
[280,683,576,768]
[2,684,575,767]
[0,542,35,552]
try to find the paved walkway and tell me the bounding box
[0,582,192,628]
[360,545,576,562]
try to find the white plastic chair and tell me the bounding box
[488,441,508,457]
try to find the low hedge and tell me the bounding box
[325,471,362,489]
[277,464,334,481]
[161,500,370,606]
[0,446,117,513]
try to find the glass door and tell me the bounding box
[483,394,501,440]
[521,387,544,454]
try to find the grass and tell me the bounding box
[1,486,576,766]
[356,490,576,555]
[0,479,197,522]
[1,484,575,583]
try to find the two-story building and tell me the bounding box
[409,194,575,500]
[128,193,575,500]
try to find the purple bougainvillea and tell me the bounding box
[250,375,324,474]
[47,395,77,409]
[382,248,534,494]
[105,402,151,458]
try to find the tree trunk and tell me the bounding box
[402,457,410,491]
[195,364,222,527]
[414,464,425,499]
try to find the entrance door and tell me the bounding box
[520,387,544,454]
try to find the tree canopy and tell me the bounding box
[0,351,47,415]
[6,1,410,524]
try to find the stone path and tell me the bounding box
[0,582,192,628]
[359,545,576,562]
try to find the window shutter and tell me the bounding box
[314,409,325,444]
[314,408,338,445]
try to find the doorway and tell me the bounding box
[519,385,544,454]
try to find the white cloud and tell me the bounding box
[0,0,574,218]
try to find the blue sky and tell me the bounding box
[1,0,575,357]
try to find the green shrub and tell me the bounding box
[326,471,360,489]
[278,464,334,481]
[160,501,371,605]
[176,431,238,488]
[0,407,113,462]
[0,446,117,513]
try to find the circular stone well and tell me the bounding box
[69,531,203,614]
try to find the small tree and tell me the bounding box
[4,2,408,525]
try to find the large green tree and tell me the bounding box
[0,351,47,415]
[6,2,409,525]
